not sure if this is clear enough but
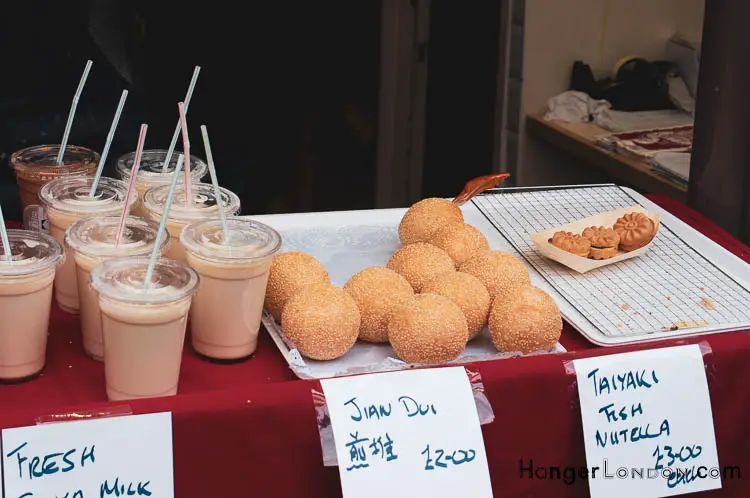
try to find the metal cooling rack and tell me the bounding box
[471,185,750,345]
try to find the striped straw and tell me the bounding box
[115,124,148,247]
[177,102,191,206]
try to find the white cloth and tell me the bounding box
[544,90,695,133]
[544,91,613,125]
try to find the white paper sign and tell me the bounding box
[573,344,720,497]
[321,367,493,498]
[1,412,173,498]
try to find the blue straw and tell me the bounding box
[57,60,93,165]
[200,125,231,248]
[143,154,184,290]
[90,89,129,197]
[160,66,201,172]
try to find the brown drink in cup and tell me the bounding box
[10,145,99,220]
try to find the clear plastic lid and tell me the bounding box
[180,218,282,263]
[10,145,99,182]
[0,230,64,276]
[115,149,208,186]
[39,177,135,216]
[143,183,241,222]
[90,256,199,305]
[66,215,169,258]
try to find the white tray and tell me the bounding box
[470,184,750,346]
[247,207,566,380]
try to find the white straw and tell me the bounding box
[0,205,12,265]
[57,59,93,165]
[200,125,231,247]
[160,66,201,172]
[90,89,129,197]
[144,154,184,290]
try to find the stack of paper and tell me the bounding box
[651,151,690,188]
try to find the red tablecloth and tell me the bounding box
[2,196,750,497]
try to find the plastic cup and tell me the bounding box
[143,183,241,263]
[39,176,135,314]
[90,256,199,400]
[115,150,208,217]
[181,218,282,360]
[65,216,170,361]
[10,145,100,225]
[0,230,64,381]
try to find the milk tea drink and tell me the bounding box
[143,183,240,263]
[181,219,281,360]
[66,216,168,361]
[0,230,63,381]
[39,177,135,313]
[90,257,199,400]
[116,150,207,217]
[10,145,99,215]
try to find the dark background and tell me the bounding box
[0,0,500,221]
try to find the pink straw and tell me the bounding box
[177,102,192,206]
[115,123,148,247]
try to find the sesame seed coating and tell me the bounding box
[344,267,415,343]
[281,283,361,361]
[387,293,468,364]
[488,284,562,354]
[428,222,490,265]
[398,198,464,245]
[386,243,456,292]
[265,251,330,322]
[459,250,531,302]
[422,271,491,340]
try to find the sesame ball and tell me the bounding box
[459,250,530,302]
[386,243,456,292]
[398,198,464,245]
[387,294,468,364]
[344,267,415,343]
[265,251,330,322]
[428,222,490,265]
[422,272,491,340]
[281,283,361,361]
[488,284,562,354]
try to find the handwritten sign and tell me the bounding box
[573,344,720,497]
[1,412,173,498]
[321,367,493,498]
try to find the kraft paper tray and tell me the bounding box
[530,206,661,274]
